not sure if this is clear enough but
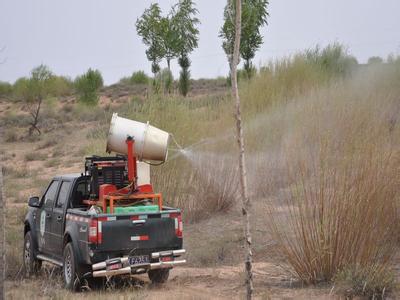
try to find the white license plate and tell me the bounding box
[129,255,149,266]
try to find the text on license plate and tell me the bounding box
[129,255,149,266]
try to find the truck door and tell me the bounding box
[52,180,71,258]
[36,180,60,255]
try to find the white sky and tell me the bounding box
[0,0,399,84]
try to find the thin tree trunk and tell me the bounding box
[0,166,5,300]
[230,1,253,299]
[29,97,42,136]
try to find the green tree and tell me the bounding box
[178,55,190,96]
[137,1,199,95]
[368,56,383,65]
[13,65,54,135]
[136,4,165,77]
[173,0,200,96]
[159,15,179,71]
[220,0,269,78]
[74,69,103,105]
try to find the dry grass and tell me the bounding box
[333,264,396,299]
[24,152,47,161]
[260,64,400,296]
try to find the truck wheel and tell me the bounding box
[63,242,82,291]
[148,269,170,284]
[23,231,42,277]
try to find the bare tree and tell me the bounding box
[13,65,54,135]
[229,0,254,299]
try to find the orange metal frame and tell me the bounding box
[83,137,163,214]
[103,193,163,214]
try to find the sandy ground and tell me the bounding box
[5,262,337,299]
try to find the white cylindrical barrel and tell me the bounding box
[106,113,169,162]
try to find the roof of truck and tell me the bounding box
[53,173,85,180]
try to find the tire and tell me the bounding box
[148,269,170,284]
[63,242,82,291]
[23,231,42,277]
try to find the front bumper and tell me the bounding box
[92,249,186,277]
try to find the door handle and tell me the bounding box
[57,216,63,222]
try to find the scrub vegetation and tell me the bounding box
[1,45,400,298]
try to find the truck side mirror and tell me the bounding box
[28,196,40,207]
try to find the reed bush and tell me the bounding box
[260,65,400,294]
[334,264,396,299]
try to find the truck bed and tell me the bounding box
[66,206,183,265]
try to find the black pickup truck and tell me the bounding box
[23,173,185,290]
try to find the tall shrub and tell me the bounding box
[264,75,400,292]
[130,71,149,85]
[0,81,12,98]
[74,69,103,105]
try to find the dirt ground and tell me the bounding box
[5,262,337,300]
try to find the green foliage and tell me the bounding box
[13,65,54,103]
[12,65,55,135]
[13,77,30,100]
[220,0,269,77]
[303,43,358,77]
[119,71,150,85]
[178,54,191,96]
[12,73,72,102]
[136,3,180,71]
[137,0,200,80]
[74,68,103,105]
[130,71,149,84]
[155,68,174,94]
[136,4,164,75]
[48,75,74,97]
[368,56,383,64]
[158,15,178,69]
[0,81,12,97]
[173,0,200,56]
[174,0,199,96]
